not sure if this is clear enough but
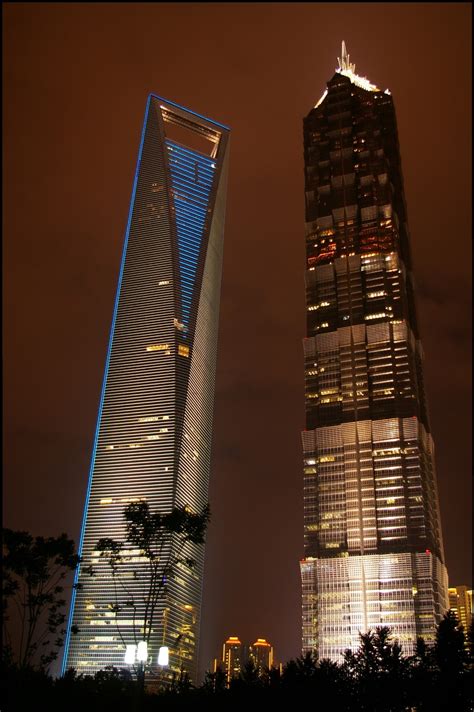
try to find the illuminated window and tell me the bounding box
[146,343,170,352]
[365,312,387,320]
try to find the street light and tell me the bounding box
[136,641,148,662]
[124,644,137,665]
[158,646,169,666]
[124,641,148,665]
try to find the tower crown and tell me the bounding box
[315,41,387,108]
[335,40,379,91]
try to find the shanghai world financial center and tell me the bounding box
[64,45,448,679]
[63,95,230,682]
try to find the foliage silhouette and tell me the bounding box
[2,528,80,670]
[2,612,473,711]
[91,501,210,693]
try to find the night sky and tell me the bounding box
[4,3,471,678]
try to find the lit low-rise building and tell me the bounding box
[222,636,243,683]
[249,638,274,672]
[214,635,275,681]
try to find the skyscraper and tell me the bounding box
[300,43,448,661]
[62,95,230,683]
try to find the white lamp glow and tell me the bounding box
[136,641,148,662]
[124,644,136,665]
[158,646,169,666]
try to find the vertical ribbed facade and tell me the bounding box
[300,46,448,661]
[63,95,230,683]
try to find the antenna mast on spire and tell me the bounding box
[337,41,356,73]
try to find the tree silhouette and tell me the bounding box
[434,609,467,676]
[466,619,474,667]
[94,501,210,693]
[342,627,411,711]
[3,618,474,711]
[2,528,80,669]
[432,610,471,710]
[201,665,227,694]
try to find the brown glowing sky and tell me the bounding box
[3,3,472,677]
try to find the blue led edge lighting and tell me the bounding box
[61,95,152,676]
[153,95,230,131]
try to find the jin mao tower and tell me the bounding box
[63,95,230,682]
[300,44,448,661]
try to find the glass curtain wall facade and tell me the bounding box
[63,95,230,683]
[300,44,448,661]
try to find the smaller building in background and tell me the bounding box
[222,636,244,683]
[448,585,473,632]
[213,635,275,682]
[249,638,274,672]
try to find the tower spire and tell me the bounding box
[337,40,355,73]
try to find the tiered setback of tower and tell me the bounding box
[63,96,230,683]
[300,49,448,661]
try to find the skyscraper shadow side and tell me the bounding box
[62,96,230,684]
[300,44,448,662]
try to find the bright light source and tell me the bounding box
[124,644,136,665]
[158,646,169,666]
[136,641,148,662]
